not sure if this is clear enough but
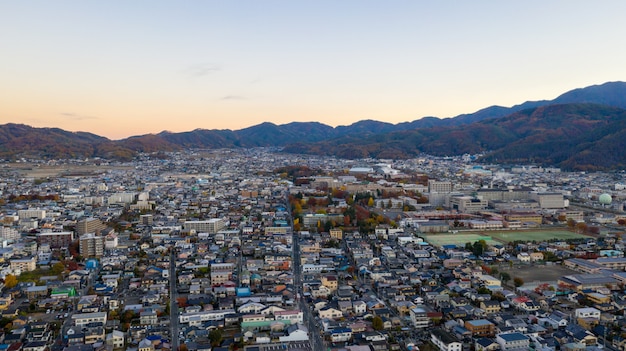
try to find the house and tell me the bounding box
[140,310,158,325]
[353,301,367,315]
[517,253,531,263]
[106,330,125,349]
[23,341,47,351]
[318,307,342,320]
[431,328,462,351]
[575,307,601,320]
[279,323,309,342]
[496,332,530,350]
[330,328,352,343]
[475,337,499,351]
[480,300,501,315]
[138,338,155,351]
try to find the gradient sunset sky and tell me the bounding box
[2,1,626,140]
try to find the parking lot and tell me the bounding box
[245,342,312,351]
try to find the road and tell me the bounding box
[287,194,326,351]
[170,249,180,351]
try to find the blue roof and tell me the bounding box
[499,333,528,342]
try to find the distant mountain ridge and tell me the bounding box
[1,81,626,169]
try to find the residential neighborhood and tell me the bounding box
[0,149,626,351]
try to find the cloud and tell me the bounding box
[220,95,247,101]
[182,63,221,78]
[60,113,98,120]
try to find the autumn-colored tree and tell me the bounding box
[367,197,374,207]
[4,274,17,289]
[513,277,524,287]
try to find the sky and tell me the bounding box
[2,1,626,140]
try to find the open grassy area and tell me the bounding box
[423,229,591,248]
[422,233,499,248]
[487,229,591,243]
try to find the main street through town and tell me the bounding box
[170,249,180,351]
[288,194,326,351]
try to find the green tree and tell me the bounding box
[477,287,492,295]
[372,316,384,330]
[500,272,511,284]
[208,329,223,347]
[472,241,484,256]
[51,262,65,275]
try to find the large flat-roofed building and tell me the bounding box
[558,273,619,291]
[504,211,543,225]
[531,192,568,209]
[428,180,453,193]
[465,319,495,337]
[71,312,107,327]
[183,219,225,234]
[447,195,488,213]
[17,209,46,220]
[476,187,533,201]
[10,256,36,272]
[79,233,105,258]
[76,218,106,235]
[37,231,74,249]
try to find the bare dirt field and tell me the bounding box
[497,263,577,283]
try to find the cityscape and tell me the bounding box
[3,2,626,351]
[0,149,625,351]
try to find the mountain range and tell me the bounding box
[2,81,626,170]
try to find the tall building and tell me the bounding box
[79,233,105,258]
[76,218,107,235]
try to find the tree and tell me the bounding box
[51,262,65,275]
[208,329,223,347]
[477,287,491,295]
[4,274,17,289]
[472,241,484,257]
[500,272,511,284]
[513,277,524,287]
[371,316,384,331]
[367,197,374,207]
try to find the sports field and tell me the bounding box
[422,233,499,247]
[488,230,590,243]
[423,229,590,247]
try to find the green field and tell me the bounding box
[423,229,590,247]
[422,233,499,247]
[488,229,590,243]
